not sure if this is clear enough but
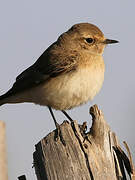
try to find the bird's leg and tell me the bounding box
[61,110,73,122]
[48,106,59,128]
[48,107,66,146]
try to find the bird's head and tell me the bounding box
[57,23,118,56]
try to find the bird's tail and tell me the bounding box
[0,94,7,106]
[0,91,12,106]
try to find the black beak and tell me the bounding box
[104,39,119,44]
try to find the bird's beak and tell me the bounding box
[103,39,119,44]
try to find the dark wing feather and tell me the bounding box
[5,43,77,97]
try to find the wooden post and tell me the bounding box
[33,105,135,180]
[0,121,8,180]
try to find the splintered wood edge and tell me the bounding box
[89,104,110,146]
[108,132,123,178]
[123,141,135,173]
[33,105,135,180]
[89,105,135,179]
[123,141,135,179]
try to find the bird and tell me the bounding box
[0,23,118,133]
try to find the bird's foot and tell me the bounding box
[79,121,87,136]
[79,122,91,144]
[54,122,66,146]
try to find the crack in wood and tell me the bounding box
[71,121,94,180]
[33,105,135,180]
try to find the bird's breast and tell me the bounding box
[35,56,105,110]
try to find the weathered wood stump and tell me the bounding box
[33,105,135,180]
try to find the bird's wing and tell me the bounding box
[5,47,77,97]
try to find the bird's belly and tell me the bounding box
[34,65,104,110]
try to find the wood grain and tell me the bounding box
[33,105,135,180]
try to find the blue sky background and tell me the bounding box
[0,0,135,179]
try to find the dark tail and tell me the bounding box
[0,94,7,106]
[0,90,13,106]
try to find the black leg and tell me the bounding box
[62,110,73,122]
[48,107,66,146]
[48,107,59,128]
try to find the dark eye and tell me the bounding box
[85,38,94,44]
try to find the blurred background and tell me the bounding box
[0,0,134,179]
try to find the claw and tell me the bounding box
[54,124,66,146]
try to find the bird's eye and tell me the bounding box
[85,38,94,44]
